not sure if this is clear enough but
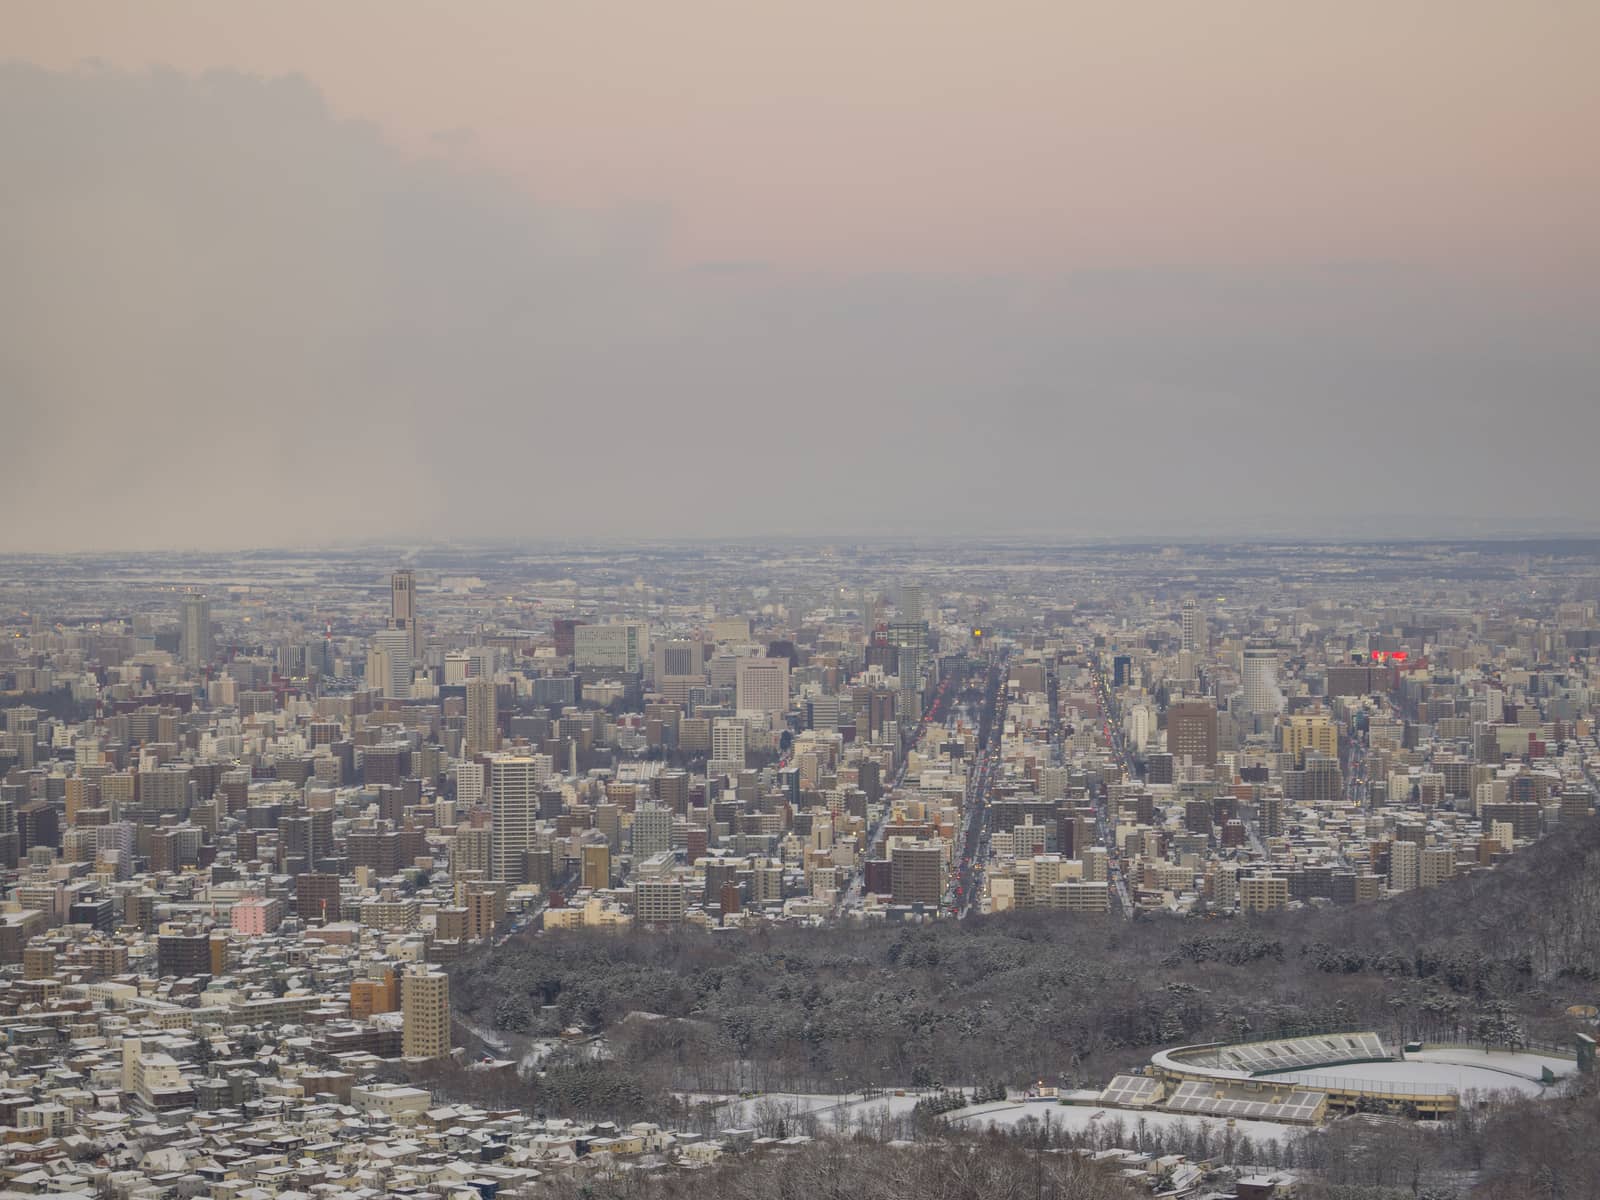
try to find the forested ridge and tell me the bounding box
[431,823,1600,1199]
[453,820,1600,1097]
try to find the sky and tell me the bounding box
[3,1,1598,550]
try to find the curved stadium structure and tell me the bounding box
[1098,1032,1462,1124]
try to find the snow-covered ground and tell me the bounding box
[1275,1059,1551,1098]
[946,1100,1300,1144]
[1406,1047,1578,1082]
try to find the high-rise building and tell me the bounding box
[735,656,789,720]
[1167,699,1219,766]
[1389,839,1421,892]
[368,629,414,700]
[633,880,686,925]
[632,804,674,858]
[452,826,493,877]
[401,967,450,1059]
[489,756,540,883]
[889,840,944,906]
[1281,712,1338,764]
[654,637,703,681]
[390,569,423,661]
[582,843,611,889]
[1180,597,1205,655]
[1242,643,1280,716]
[296,873,343,924]
[1421,845,1456,888]
[1240,874,1289,912]
[887,619,929,728]
[465,676,498,756]
[899,582,925,625]
[575,622,648,673]
[710,717,747,769]
[180,594,212,667]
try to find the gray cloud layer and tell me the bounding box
[2,64,1596,550]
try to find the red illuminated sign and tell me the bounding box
[1370,650,1408,663]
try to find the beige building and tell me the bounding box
[1389,839,1420,892]
[401,968,450,1060]
[1240,874,1289,913]
[1421,845,1456,888]
[1281,712,1338,763]
[465,675,498,756]
[633,880,687,925]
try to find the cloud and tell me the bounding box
[0,63,1597,551]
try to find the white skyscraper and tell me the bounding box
[632,803,675,859]
[574,622,649,673]
[1128,704,1153,753]
[1242,643,1279,715]
[490,755,541,883]
[1180,597,1205,655]
[735,656,789,721]
[899,582,925,625]
[369,629,414,700]
[711,717,747,768]
[455,760,486,807]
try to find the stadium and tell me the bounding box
[1091,1031,1590,1125]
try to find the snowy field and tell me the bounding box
[688,1047,1581,1140]
[1407,1047,1577,1081]
[946,1100,1301,1143]
[1278,1047,1577,1098]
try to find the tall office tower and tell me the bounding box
[574,622,649,673]
[1128,704,1153,752]
[710,717,747,768]
[1388,838,1421,892]
[452,826,493,877]
[655,637,703,680]
[390,569,422,660]
[899,582,926,625]
[1180,597,1205,655]
[180,594,212,667]
[1259,794,1286,838]
[454,760,486,807]
[489,755,540,883]
[889,840,945,906]
[633,803,674,858]
[735,656,789,720]
[1281,712,1338,764]
[369,629,414,700]
[464,676,498,756]
[888,618,929,728]
[401,967,450,1059]
[1167,699,1219,767]
[1242,643,1280,716]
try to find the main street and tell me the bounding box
[949,650,1006,916]
[1086,657,1137,918]
[838,663,963,913]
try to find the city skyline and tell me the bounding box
[0,532,1596,1194]
[4,7,1600,1194]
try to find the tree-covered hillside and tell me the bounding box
[453,819,1600,1096]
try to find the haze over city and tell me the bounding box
[4,8,1600,1199]
[4,1,1599,550]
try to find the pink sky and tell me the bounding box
[11,0,1599,275]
